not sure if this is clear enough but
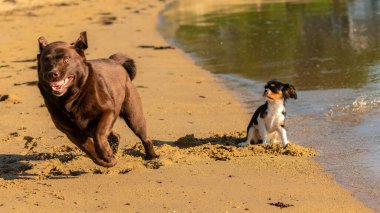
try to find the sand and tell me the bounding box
[0,0,374,212]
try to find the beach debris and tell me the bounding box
[0,65,10,69]
[268,202,294,209]
[9,132,19,137]
[0,94,20,104]
[23,136,34,143]
[14,80,38,86]
[138,45,175,50]
[12,58,36,63]
[3,0,16,4]
[0,94,9,102]
[53,2,79,7]
[97,13,117,25]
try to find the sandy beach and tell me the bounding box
[0,0,374,212]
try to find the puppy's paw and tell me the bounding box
[237,142,249,147]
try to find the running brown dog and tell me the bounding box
[37,32,158,167]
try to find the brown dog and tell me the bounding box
[37,32,158,167]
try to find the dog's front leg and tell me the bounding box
[278,127,289,148]
[65,132,117,167]
[94,110,117,163]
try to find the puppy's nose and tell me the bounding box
[47,71,59,80]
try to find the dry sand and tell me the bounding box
[0,0,374,212]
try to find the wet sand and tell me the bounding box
[0,0,374,212]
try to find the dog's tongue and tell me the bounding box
[50,79,65,87]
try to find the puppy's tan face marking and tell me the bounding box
[263,80,297,101]
[265,89,283,100]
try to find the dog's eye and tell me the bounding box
[63,56,70,64]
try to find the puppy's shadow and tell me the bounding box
[0,152,82,180]
[122,134,245,158]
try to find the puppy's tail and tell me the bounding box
[109,53,136,81]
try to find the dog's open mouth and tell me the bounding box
[50,76,74,96]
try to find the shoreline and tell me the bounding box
[0,0,374,212]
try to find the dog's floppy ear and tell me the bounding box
[283,83,297,100]
[38,37,48,52]
[73,31,88,51]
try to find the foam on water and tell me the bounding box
[328,94,380,118]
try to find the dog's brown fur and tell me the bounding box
[37,32,158,167]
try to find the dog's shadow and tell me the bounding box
[0,152,82,180]
[122,134,246,158]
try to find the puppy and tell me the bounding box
[238,80,297,148]
[37,32,158,167]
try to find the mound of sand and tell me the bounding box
[0,133,316,180]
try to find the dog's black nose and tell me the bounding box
[46,71,59,80]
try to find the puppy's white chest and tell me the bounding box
[264,105,285,132]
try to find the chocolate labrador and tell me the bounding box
[37,32,158,167]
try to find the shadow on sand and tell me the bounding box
[123,134,245,158]
[0,152,82,180]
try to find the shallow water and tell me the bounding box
[160,0,380,211]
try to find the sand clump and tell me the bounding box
[0,133,316,181]
[0,94,21,104]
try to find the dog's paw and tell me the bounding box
[91,155,118,167]
[95,145,116,163]
[145,153,159,160]
[237,142,249,147]
[101,157,118,167]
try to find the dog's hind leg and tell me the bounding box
[121,82,158,160]
[257,119,268,144]
[238,126,254,147]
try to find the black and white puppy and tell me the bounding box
[238,80,297,148]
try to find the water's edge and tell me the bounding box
[156,1,379,211]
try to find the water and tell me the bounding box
[160,0,380,211]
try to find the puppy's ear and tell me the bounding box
[283,83,297,100]
[38,37,48,52]
[73,31,88,50]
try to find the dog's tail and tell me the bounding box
[109,53,136,81]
